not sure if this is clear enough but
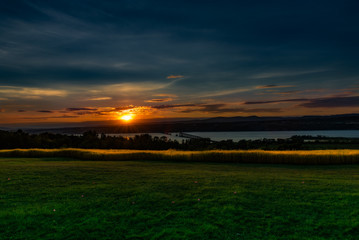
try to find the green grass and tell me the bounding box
[1,148,359,164]
[1,158,359,239]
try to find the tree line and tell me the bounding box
[0,130,358,150]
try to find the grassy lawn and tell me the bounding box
[1,158,359,239]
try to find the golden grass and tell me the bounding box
[1,148,359,164]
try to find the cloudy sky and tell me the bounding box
[1,0,359,125]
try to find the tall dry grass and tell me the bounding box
[1,148,359,164]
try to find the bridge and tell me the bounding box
[177,132,217,142]
[178,132,204,139]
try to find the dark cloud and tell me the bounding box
[244,96,359,109]
[66,107,98,111]
[241,108,282,113]
[151,104,196,109]
[202,104,227,112]
[75,111,96,116]
[0,65,162,86]
[244,99,308,105]
[50,115,79,119]
[299,96,359,108]
[23,115,79,120]
[273,91,302,95]
[256,85,286,89]
[145,98,173,103]
[0,0,358,89]
[257,85,279,89]
[37,110,53,113]
[180,104,281,113]
[64,106,137,116]
[0,0,358,121]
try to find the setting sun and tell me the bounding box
[119,114,134,122]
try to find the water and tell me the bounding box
[106,133,184,142]
[107,130,359,141]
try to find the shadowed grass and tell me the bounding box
[1,148,359,164]
[1,158,359,239]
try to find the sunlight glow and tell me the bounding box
[119,114,134,122]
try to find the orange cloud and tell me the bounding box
[0,86,67,98]
[115,106,155,117]
[87,97,112,101]
[155,94,177,98]
[166,75,184,79]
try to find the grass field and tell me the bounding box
[1,158,359,239]
[1,148,359,164]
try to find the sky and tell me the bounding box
[1,0,359,125]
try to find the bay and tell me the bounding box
[107,130,359,141]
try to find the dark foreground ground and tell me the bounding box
[1,158,359,239]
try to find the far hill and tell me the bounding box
[19,113,359,134]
